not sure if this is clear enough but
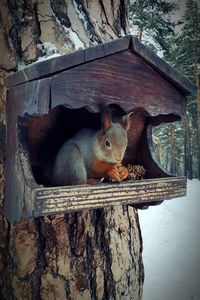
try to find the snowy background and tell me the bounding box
[139,180,200,300]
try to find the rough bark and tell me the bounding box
[0,1,144,299]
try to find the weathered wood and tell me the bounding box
[4,36,131,88]
[136,125,173,178]
[147,113,181,126]
[51,50,188,116]
[4,50,84,88]
[5,78,50,223]
[131,37,196,96]
[5,37,195,223]
[7,99,187,223]
[84,35,130,61]
[33,177,186,217]
[4,36,195,98]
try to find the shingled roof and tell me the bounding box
[5,35,196,96]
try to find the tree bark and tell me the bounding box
[0,1,144,299]
[195,63,200,180]
[184,117,193,179]
[170,125,176,175]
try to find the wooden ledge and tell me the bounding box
[33,176,186,217]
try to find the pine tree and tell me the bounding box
[129,0,178,53]
[165,0,200,178]
[130,0,200,178]
[166,0,200,77]
[129,0,189,177]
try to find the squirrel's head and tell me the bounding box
[96,106,132,165]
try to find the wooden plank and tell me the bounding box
[4,37,130,88]
[103,35,130,56]
[5,35,195,97]
[8,78,51,116]
[134,124,172,179]
[5,78,51,223]
[4,50,85,87]
[51,50,187,116]
[131,37,196,96]
[33,177,186,217]
[84,36,130,61]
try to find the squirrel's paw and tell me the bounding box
[107,166,122,182]
[117,165,129,180]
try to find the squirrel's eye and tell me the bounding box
[105,140,111,148]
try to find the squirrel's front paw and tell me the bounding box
[107,166,122,182]
[117,165,129,180]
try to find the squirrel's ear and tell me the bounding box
[100,105,112,133]
[121,112,134,131]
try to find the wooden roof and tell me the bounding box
[5,35,196,96]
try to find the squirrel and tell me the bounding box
[51,105,132,186]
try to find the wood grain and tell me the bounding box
[4,36,195,98]
[4,36,130,87]
[5,78,50,223]
[51,50,187,116]
[5,36,193,222]
[33,177,186,217]
[131,37,196,96]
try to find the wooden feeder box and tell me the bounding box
[5,36,196,223]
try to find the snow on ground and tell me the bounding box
[139,179,200,300]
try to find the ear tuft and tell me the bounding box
[121,112,134,131]
[99,104,112,133]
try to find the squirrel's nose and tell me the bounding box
[115,160,121,166]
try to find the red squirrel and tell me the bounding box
[51,105,132,186]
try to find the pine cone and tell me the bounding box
[107,164,146,183]
[126,164,146,180]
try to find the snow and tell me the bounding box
[17,50,61,71]
[53,13,85,50]
[37,42,59,56]
[139,179,200,300]
[67,27,85,50]
[73,1,88,31]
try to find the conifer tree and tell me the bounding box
[130,0,186,176]
[130,0,199,178]
[166,0,200,77]
[165,0,200,178]
[129,0,178,53]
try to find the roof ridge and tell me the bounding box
[4,35,196,96]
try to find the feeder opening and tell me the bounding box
[18,104,181,188]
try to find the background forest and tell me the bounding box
[129,0,200,179]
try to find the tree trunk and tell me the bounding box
[184,117,193,179]
[0,1,144,299]
[170,125,176,175]
[195,63,200,180]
